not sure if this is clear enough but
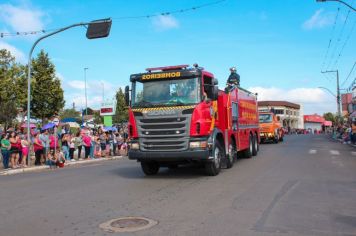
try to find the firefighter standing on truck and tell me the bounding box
[225,67,240,93]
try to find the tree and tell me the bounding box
[60,108,81,120]
[93,111,103,124]
[30,50,64,123]
[323,112,336,123]
[113,87,128,123]
[0,49,21,127]
[82,107,95,116]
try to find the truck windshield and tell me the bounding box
[132,77,200,107]
[259,114,272,123]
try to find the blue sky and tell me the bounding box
[0,0,355,115]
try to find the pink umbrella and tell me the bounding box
[21,123,36,128]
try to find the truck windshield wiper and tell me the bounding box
[132,100,154,108]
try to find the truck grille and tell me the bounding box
[135,111,191,152]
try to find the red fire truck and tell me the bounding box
[125,64,260,176]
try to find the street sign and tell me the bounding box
[100,101,115,116]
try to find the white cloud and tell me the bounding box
[0,41,26,62]
[56,72,65,82]
[65,94,104,109]
[0,3,45,32]
[302,9,334,30]
[63,77,117,109]
[68,80,86,90]
[248,87,336,115]
[152,15,179,31]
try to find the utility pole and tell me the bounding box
[321,70,341,118]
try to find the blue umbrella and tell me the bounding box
[104,126,117,132]
[61,118,77,123]
[41,123,55,131]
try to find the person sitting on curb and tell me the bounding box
[55,149,65,167]
[46,150,58,169]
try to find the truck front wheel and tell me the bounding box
[141,161,160,175]
[205,141,223,176]
[274,131,279,144]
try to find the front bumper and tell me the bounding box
[260,132,275,140]
[128,137,211,162]
[128,149,210,162]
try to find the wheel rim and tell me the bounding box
[249,137,253,153]
[214,147,220,168]
[228,144,234,163]
[254,136,258,150]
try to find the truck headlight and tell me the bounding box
[190,141,207,149]
[130,143,139,150]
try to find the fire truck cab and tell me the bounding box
[125,64,260,176]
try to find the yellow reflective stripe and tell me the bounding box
[131,105,195,112]
[210,101,217,131]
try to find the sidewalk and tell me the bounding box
[0,156,124,176]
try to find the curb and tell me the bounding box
[330,136,356,148]
[0,156,124,176]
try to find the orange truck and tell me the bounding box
[258,112,284,143]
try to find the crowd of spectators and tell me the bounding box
[333,121,356,145]
[0,124,129,170]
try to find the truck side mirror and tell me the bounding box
[125,86,130,106]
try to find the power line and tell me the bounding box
[322,72,333,83]
[341,61,356,87]
[112,0,226,20]
[330,6,351,67]
[321,6,340,70]
[322,9,340,70]
[331,19,356,69]
[0,0,226,38]
[326,6,351,70]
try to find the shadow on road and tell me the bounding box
[112,163,209,179]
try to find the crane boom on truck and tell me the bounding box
[125,64,260,176]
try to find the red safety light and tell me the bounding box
[145,64,190,72]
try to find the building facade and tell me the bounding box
[258,101,303,129]
[304,114,325,131]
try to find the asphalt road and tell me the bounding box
[0,134,355,236]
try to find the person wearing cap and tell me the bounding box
[225,67,240,94]
[227,67,240,86]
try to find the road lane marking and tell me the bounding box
[309,149,317,154]
[330,150,340,155]
[351,152,356,156]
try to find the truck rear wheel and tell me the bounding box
[244,135,253,158]
[205,141,223,176]
[226,143,236,169]
[141,162,160,175]
[252,134,258,156]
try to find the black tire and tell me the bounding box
[279,131,284,142]
[252,134,258,156]
[226,142,236,169]
[274,132,279,144]
[244,135,253,158]
[205,141,223,176]
[141,162,160,175]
